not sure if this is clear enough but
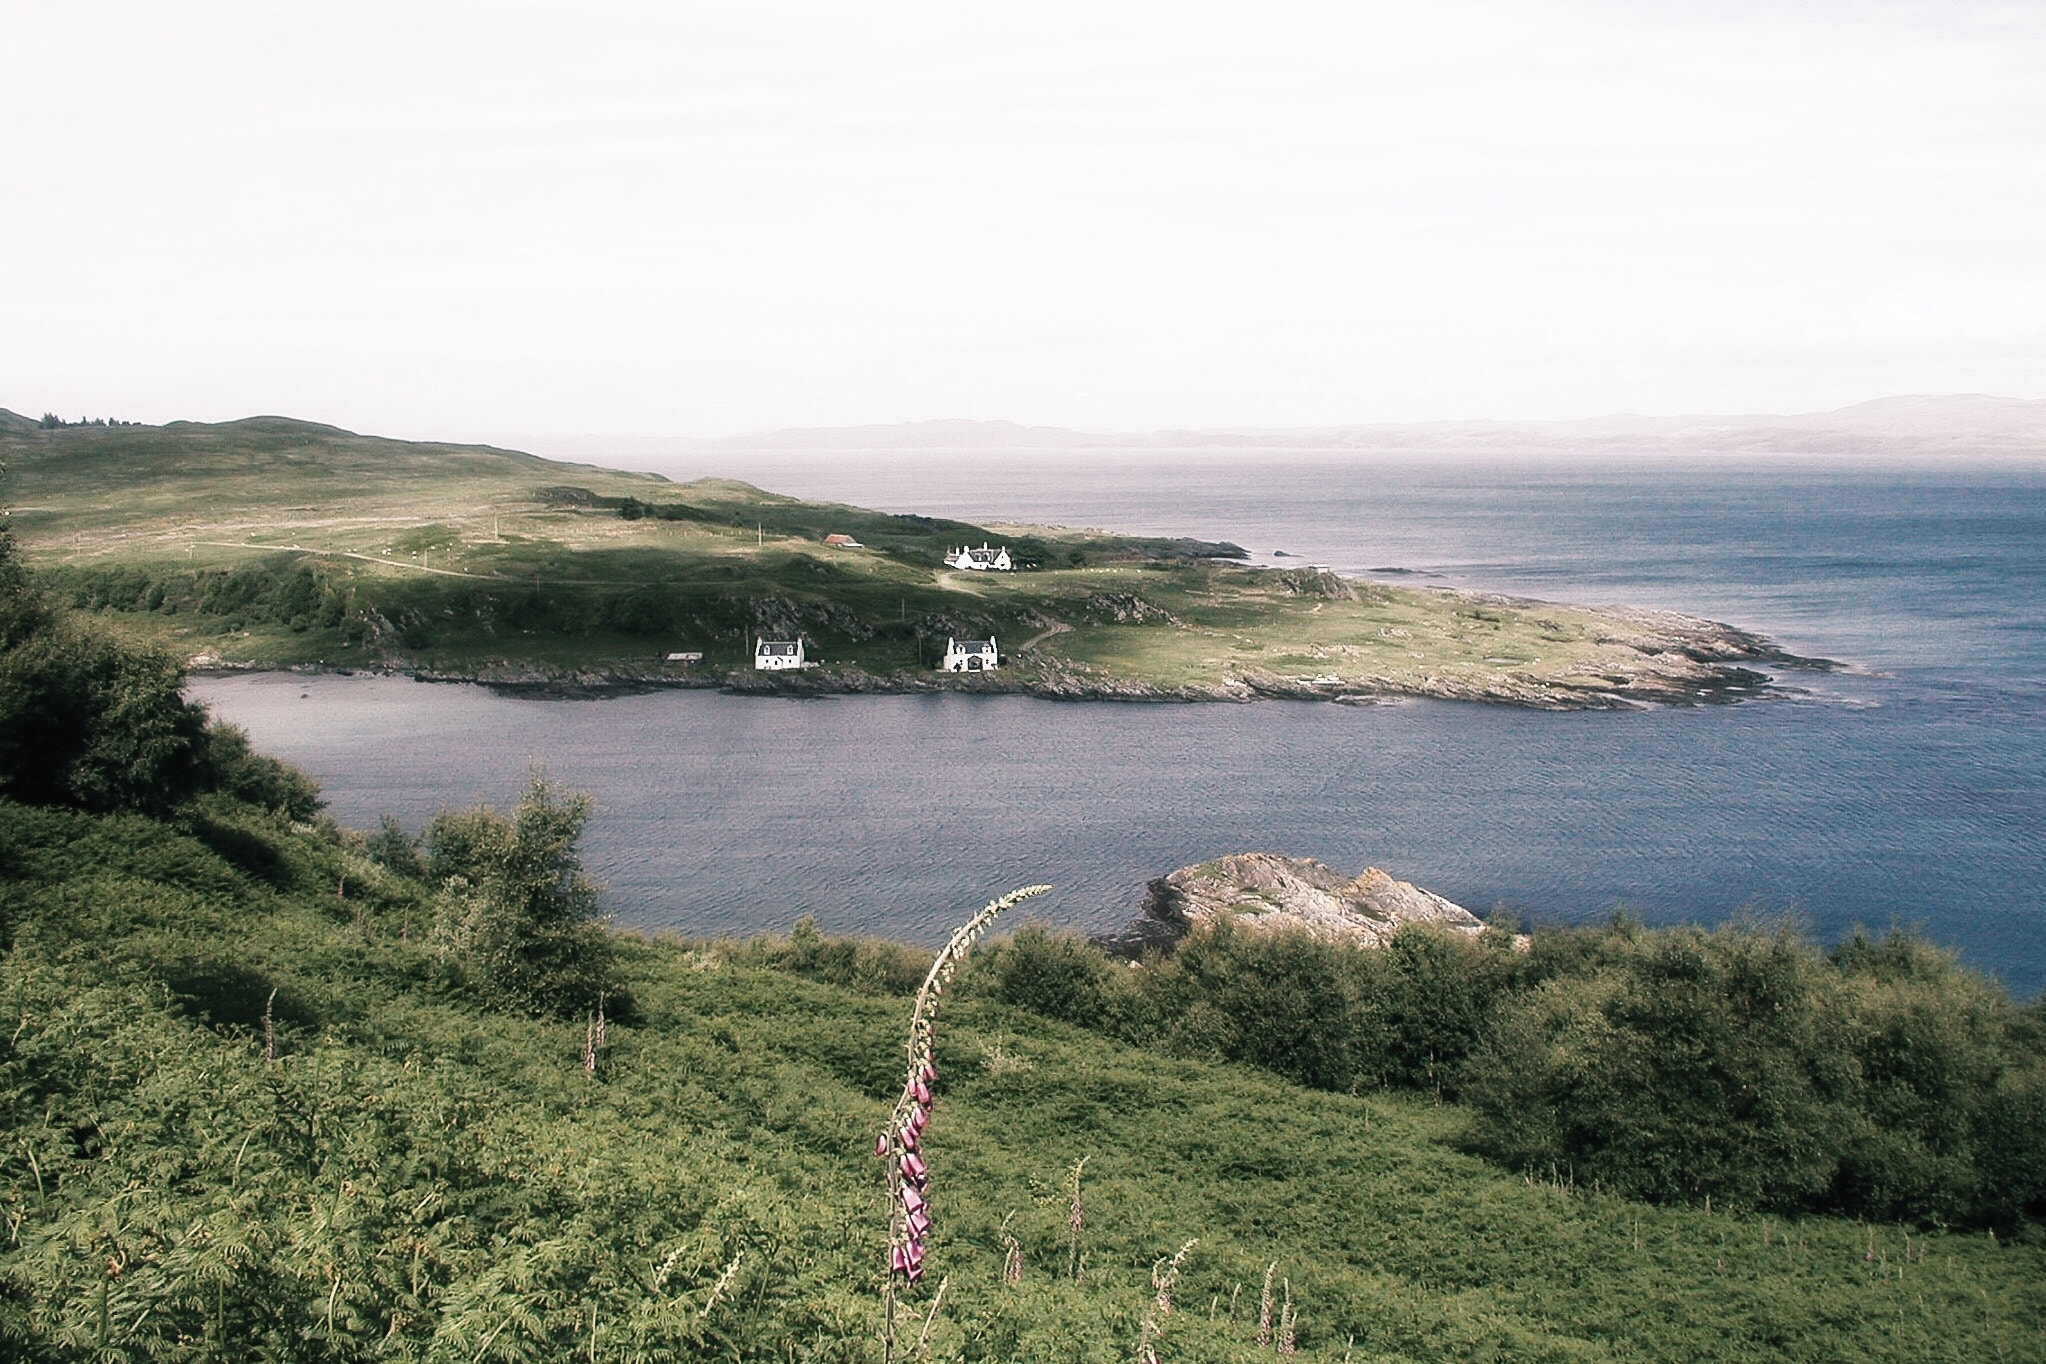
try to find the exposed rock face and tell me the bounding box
[1095,853,1488,958]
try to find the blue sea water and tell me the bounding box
[189,451,2046,996]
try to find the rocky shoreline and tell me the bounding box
[191,615,1833,710]
[185,584,1836,708]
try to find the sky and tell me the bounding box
[4,0,2043,441]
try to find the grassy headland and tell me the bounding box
[0,411,1811,707]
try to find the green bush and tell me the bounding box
[1146,919,1371,1091]
[427,774,618,1018]
[0,624,209,814]
[776,914,931,994]
[1452,923,2046,1217]
[0,529,323,821]
[198,721,324,822]
[967,913,2046,1227]
[1826,935,1990,1212]
[976,922,1131,1028]
[1371,925,1520,1093]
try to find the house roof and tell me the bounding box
[947,637,996,652]
[757,639,802,655]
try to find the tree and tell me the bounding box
[427,774,616,1017]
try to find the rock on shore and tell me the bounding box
[1094,852,1491,957]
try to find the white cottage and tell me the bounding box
[941,637,998,672]
[943,543,1012,571]
[755,638,805,671]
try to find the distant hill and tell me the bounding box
[674,394,2046,458]
[0,412,630,506]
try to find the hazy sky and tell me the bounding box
[5,1,2043,439]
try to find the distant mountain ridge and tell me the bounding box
[9,395,2045,460]
[676,394,2046,457]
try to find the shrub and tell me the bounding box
[1370,925,1520,1094]
[1147,920,1371,1092]
[0,624,209,815]
[198,722,324,822]
[1827,931,2017,1220]
[1461,925,1864,1209]
[365,813,428,880]
[977,922,1130,1028]
[427,774,618,1018]
[783,915,931,994]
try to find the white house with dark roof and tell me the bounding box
[944,543,1012,571]
[941,637,998,672]
[755,638,806,670]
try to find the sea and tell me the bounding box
[188,449,2046,998]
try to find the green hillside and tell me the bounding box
[1,519,2043,1361]
[0,411,1798,706]
[8,799,2046,1362]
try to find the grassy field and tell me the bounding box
[0,411,1794,706]
[5,791,2042,1362]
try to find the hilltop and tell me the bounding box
[0,410,1815,706]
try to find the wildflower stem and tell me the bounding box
[879,885,1049,1363]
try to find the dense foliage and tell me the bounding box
[972,918,2046,1227]
[0,532,311,820]
[417,778,620,1019]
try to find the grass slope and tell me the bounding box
[3,795,2042,1362]
[2,414,1783,706]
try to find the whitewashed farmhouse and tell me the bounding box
[941,637,998,672]
[944,543,1012,571]
[754,638,806,670]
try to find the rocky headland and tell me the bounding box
[254,596,1824,708]
[1093,852,1504,958]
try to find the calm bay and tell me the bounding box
[190,450,2046,995]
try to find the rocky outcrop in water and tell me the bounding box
[1094,852,1492,958]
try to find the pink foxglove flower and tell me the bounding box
[874,885,1050,1293]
